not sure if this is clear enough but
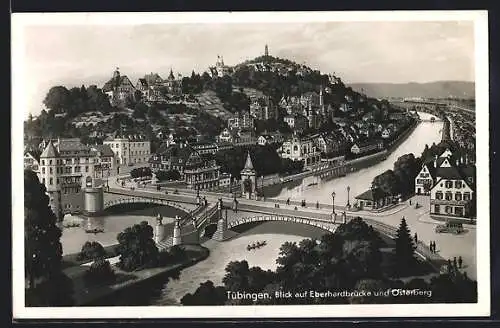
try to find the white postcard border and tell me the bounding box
[12,10,490,319]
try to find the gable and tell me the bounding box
[440,158,451,168]
[440,149,453,158]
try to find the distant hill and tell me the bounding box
[348,81,475,99]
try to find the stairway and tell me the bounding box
[156,237,173,251]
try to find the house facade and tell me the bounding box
[103,134,151,166]
[280,135,321,167]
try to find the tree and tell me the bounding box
[43,86,71,113]
[180,280,227,305]
[133,102,148,119]
[116,221,159,271]
[393,218,418,276]
[84,258,116,285]
[77,241,106,261]
[24,169,63,289]
[372,169,400,196]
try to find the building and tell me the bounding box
[350,140,384,155]
[257,134,275,146]
[102,68,136,106]
[250,97,277,121]
[24,150,40,173]
[227,111,254,130]
[149,144,220,190]
[280,135,321,168]
[240,152,257,199]
[429,155,476,220]
[354,187,393,211]
[209,55,231,78]
[164,69,182,95]
[217,128,234,143]
[381,128,392,139]
[218,172,231,188]
[283,114,308,131]
[37,138,115,218]
[190,141,218,155]
[234,130,257,146]
[103,134,151,166]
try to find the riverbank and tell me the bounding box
[67,244,209,306]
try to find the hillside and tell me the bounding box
[348,81,475,99]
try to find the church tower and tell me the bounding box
[265,44,269,57]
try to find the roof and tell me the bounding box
[243,152,255,171]
[57,138,89,152]
[355,187,388,201]
[102,75,134,92]
[40,142,59,158]
[435,166,463,180]
[92,144,114,157]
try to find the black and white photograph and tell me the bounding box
[12,11,490,319]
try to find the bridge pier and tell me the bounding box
[154,213,166,244]
[83,187,104,217]
[212,198,230,241]
[172,216,182,246]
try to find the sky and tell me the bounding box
[17,20,475,117]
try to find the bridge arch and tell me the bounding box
[227,215,339,234]
[103,196,195,216]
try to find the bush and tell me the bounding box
[169,245,187,261]
[84,259,116,285]
[77,241,106,261]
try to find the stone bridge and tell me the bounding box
[227,214,339,234]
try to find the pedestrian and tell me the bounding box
[458,256,463,269]
[453,257,457,269]
[447,258,452,268]
[316,201,320,209]
[287,198,290,205]
[430,241,434,253]
[433,241,437,253]
[414,232,418,244]
[409,199,412,205]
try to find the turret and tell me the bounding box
[39,141,62,220]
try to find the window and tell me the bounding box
[455,181,462,189]
[49,167,53,174]
[49,160,53,165]
[454,207,464,217]
[85,166,89,173]
[455,192,462,201]
[42,178,46,185]
[56,178,59,184]
[464,192,471,201]
[445,192,452,201]
[434,204,441,213]
[42,167,45,174]
[41,160,45,165]
[445,180,453,188]
[435,191,443,200]
[445,206,453,214]
[49,178,53,185]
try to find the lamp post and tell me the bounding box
[347,186,351,208]
[331,191,336,215]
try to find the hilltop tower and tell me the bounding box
[319,87,325,115]
[265,44,269,57]
[39,141,63,221]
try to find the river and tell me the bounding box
[62,112,446,305]
[272,112,443,206]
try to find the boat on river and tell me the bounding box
[85,228,105,234]
[246,240,267,251]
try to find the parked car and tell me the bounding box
[435,221,464,234]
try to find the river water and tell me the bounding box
[272,112,443,206]
[62,112,446,305]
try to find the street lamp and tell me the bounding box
[331,191,336,215]
[347,186,351,208]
